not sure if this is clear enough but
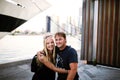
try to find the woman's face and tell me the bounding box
[45,37,55,51]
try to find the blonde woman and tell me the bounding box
[31,34,68,80]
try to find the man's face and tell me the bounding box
[55,35,66,49]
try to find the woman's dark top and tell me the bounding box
[31,55,55,80]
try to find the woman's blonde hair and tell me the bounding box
[43,33,56,64]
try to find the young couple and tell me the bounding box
[31,32,79,80]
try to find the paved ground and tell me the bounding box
[0,59,120,80]
[0,59,33,80]
[78,64,120,80]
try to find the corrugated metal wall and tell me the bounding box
[81,0,94,61]
[81,0,120,67]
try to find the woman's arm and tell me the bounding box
[37,52,68,73]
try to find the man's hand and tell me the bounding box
[37,51,48,63]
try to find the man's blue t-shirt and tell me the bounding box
[56,46,79,80]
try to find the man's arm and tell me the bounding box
[67,63,78,80]
[41,58,68,73]
[37,52,68,73]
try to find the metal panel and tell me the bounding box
[81,0,120,67]
[81,0,94,61]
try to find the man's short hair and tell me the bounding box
[54,32,66,39]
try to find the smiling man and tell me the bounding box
[54,32,79,80]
